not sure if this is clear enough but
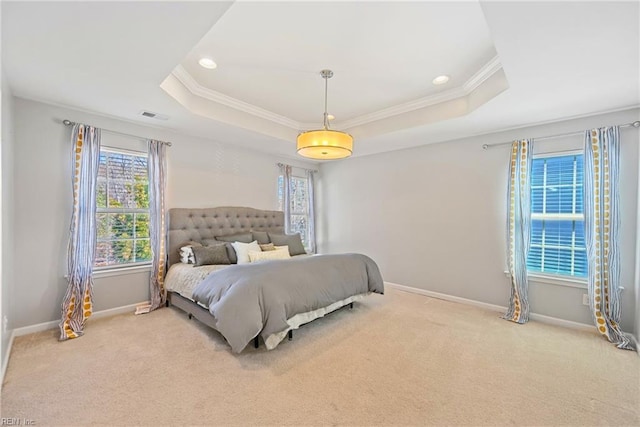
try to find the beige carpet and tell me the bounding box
[1,288,638,426]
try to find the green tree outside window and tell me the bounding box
[95,150,151,267]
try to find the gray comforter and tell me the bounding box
[191,253,384,353]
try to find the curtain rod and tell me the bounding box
[482,120,640,150]
[62,119,172,146]
[277,162,318,173]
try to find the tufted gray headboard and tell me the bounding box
[167,206,285,268]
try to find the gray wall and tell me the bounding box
[6,96,640,341]
[10,97,315,329]
[319,108,640,332]
[1,69,15,370]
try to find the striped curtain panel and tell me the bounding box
[503,139,533,324]
[148,140,168,311]
[279,164,292,233]
[305,169,317,254]
[584,127,635,350]
[60,124,101,340]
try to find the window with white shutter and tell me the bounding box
[527,152,587,278]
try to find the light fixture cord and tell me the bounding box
[323,74,329,130]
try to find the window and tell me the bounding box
[278,175,310,249]
[95,149,151,268]
[527,153,587,278]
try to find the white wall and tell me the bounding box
[1,68,15,371]
[319,108,640,331]
[10,97,315,329]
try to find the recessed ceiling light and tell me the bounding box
[432,75,450,85]
[199,57,217,69]
[327,114,335,121]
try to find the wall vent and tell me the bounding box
[139,110,169,121]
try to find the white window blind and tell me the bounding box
[95,148,151,268]
[527,153,587,277]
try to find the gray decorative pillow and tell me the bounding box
[268,233,306,256]
[252,230,270,244]
[215,232,253,243]
[203,239,237,264]
[192,245,230,267]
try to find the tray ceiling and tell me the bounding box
[162,1,507,141]
[3,1,638,161]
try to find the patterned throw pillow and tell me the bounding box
[259,243,275,251]
[179,241,202,264]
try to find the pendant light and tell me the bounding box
[297,70,353,160]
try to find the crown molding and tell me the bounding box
[337,87,467,129]
[474,104,640,139]
[463,55,503,93]
[339,56,503,129]
[382,104,640,157]
[172,65,301,130]
[171,56,503,132]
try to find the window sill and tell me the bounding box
[503,270,587,289]
[503,271,625,291]
[528,273,588,289]
[93,264,152,279]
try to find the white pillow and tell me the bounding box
[249,249,291,263]
[231,240,261,264]
[180,246,196,264]
[274,245,289,253]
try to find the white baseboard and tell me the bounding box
[385,281,595,332]
[1,301,150,387]
[2,330,16,386]
[528,312,595,331]
[386,282,506,312]
[12,301,150,337]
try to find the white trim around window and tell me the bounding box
[100,145,147,157]
[528,272,587,289]
[92,263,152,278]
[527,151,587,279]
[503,269,586,289]
[502,270,626,291]
[533,148,583,158]
[96,148,152,268]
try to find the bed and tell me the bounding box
[165,206,384,353]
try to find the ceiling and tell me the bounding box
[3,1,639,161]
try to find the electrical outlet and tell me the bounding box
[582,294,589,306]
